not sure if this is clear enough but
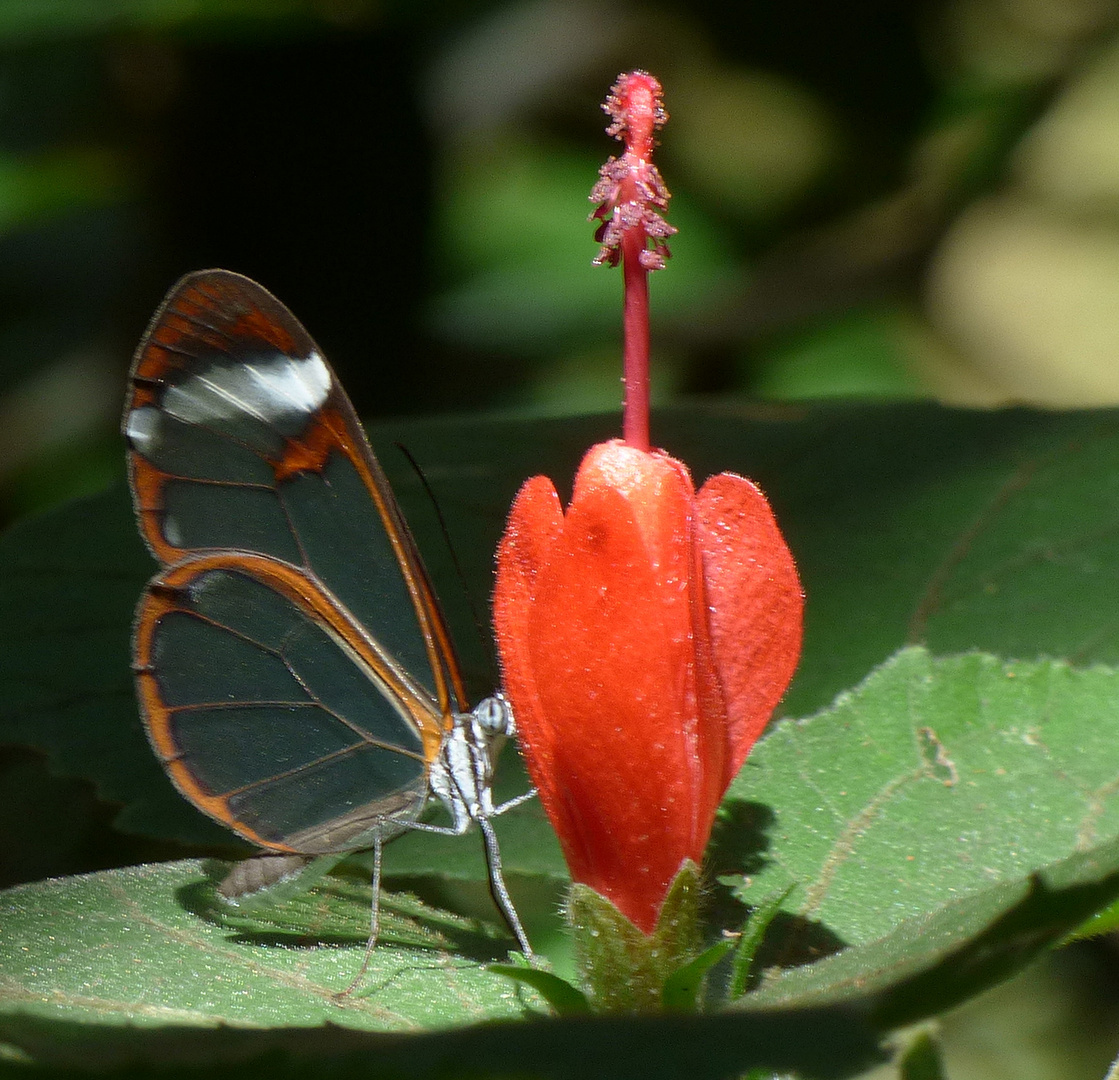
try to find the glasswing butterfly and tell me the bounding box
[124,269,532,973]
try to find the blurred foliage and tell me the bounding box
[0,0,1113,524]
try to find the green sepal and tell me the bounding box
[568,860,703,1013]
[728,883,797,1000]
[487,964,592,1017]
[661,940,734,1012]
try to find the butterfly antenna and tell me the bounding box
[394,442,495,678]
[334,830,385,999]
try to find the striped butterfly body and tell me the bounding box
[124,269,530,965]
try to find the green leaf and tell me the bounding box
[0,865,885,1077]
[759,405,1119,718]
[0,485,191,840]
[0,860,539,1029]
[729,648,1119,941]
[725,648,1119,1018]
[1067,894,1119,941]
[897,1031,947,1080]
[737,828,1119,1029]
[0,1010,884,1080]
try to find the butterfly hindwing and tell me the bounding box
[135,553,438,851]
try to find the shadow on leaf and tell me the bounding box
[706,801,847,983]
[708,800,774,881]
[175,861,510,961]
[753,912,848,975]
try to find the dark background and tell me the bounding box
[4,0,1099,525]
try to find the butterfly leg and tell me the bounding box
[335,828,386,999]
[403,814,533,959]
[491,787,538,817]
[477,813,533,959]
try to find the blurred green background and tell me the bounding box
[4,0,1119,527]
[5,1,1119,1076]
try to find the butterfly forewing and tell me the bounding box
[126,270,464,714]
[125,270,466,855]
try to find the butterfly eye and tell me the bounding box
[474,694,515,737]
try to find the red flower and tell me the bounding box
[493,439,803,935]
[491,71,803,949]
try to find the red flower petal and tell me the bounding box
[495,443,711,932]
[492,473,564,783]
[694,473,804,777]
